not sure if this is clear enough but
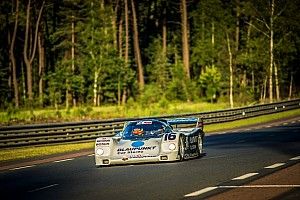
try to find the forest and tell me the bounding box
[0,0,299,111]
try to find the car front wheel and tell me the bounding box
[178,136,185,161]
[198,135,203,155]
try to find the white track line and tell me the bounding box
[184,185,300,197]
[290,156,300,160]
[28,183,59,193]
[88,154,95,157]
[54,158,74,163]
[9,165,36,171]
[235,140,245,144]
[264,163,285,169]
[219,185,300,188]
[202,155,228,160]
[232,173,259,180]
[184,187,218,197]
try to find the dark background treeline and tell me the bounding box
[0,0,299,110]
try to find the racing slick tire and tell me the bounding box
[197,135,204,156]
[178,135,185,161]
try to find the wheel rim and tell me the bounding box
[198,136,203,154]
[179,137,184,160]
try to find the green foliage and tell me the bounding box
[145,37,170,90]
[199,65,221,102]
[0,0,300,111]
[138,84,163,106]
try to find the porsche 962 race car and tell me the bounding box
[95,118,205,167]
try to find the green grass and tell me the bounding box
[0,108,299,163]
[0,142,94,163]
[205,108,300,132]
[0,102,229,125]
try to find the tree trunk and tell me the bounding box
[112,4,118,50]
[38,31,45,107]
[201,10,205,41]
[71,15,76,107]
[263,77,267,102]
[93,70,99,106]
[131,0,144,90]
[252,69,255,93]
[9,0,19,108]
[180,0,190,79]
[288,74,293,100]
[274,62,280,101]
[235,0,240,52]
[118,16,123,58]
[246,18,254,93]
[226,32,234,108]
[162,7,167,56]
[211,22,214,65]
[122,88,127,105]
[23,0,44,106]
[269,0,274,103]
[125,0,129,63]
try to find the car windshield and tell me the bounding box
[122,120,166,139]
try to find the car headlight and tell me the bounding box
[168,143,176,150]
[96,148,104,155]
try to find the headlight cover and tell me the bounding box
[96,148,104,155]
[168,143,176,150]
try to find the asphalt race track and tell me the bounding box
[1,118,300,200]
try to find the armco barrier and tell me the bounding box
[0,99,299,148]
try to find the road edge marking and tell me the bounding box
[184,187,218,197]
[28,183,59,193]
[9,165,36,171]
[54,158,74,163]
[264,163,285,169]
[232,173,259,180]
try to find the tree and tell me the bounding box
[180,0,190,79]
[9,0,19,108]
[199,65,221,102]
[131,0,144,90]
[23,0,45,106]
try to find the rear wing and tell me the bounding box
[167,117,203,131]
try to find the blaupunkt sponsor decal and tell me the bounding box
[117,146,157,155]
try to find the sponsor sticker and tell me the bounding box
[131,141,144,147]
[137,121,153,125]
[117,146,157,155]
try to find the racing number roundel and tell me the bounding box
[164,134,176,141]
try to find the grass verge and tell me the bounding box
[0,108,299,163]
[205,108,300,132]
[0,142,94,163]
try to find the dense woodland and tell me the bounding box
[0,0,299,110]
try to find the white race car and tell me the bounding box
[95,118,204,167]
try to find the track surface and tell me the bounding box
[1,118,300,200]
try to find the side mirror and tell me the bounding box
[113,131,122,141]
[113,136,121,142]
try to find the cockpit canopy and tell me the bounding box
[122,120,171,139]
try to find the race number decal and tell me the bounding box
[164,134,176,141]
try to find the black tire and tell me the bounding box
[178,136,185,161]
[198,135,204,156]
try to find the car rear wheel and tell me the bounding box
[178,136,185,161]
[198,135,203,155]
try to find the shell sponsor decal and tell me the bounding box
[132,128,144,135]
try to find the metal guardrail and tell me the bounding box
[0,99,299,148]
